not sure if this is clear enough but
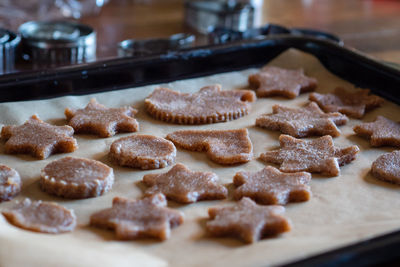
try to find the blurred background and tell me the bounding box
[0,0,399,72]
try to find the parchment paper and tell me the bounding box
[1,49,400,267]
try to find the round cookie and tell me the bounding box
[2,198,76,234]
[0,165,22,202]
[40,157,114,199]
[109,134,176,169]
[371,151,400,184]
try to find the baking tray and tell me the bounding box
[0,35,400,266]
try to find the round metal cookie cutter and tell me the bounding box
[184,0,255,34]
[118,33,195,57]
[0,28,20,74]
[19,20,96,68]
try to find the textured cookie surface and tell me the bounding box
[371,151,400,184]
[90,193,183,240]
[145,84,256,124]
[65,98,139,137]
[309,87,384,118]
[40,157,114,199]
[233,166,311,205]
[166,128,253,165]
[248,66,317,98]
[1,115,78,159]
[2,199,76,234]
[206,197,291,243]
[110,134,176,169]
[143,163,227,203]
[354,116,400,148]
[256,102,348,137]
[260,135,359,176]
[0,165,21,202]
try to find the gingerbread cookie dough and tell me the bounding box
[354,116,400,148]
[371,151,400,184]
[145,84,256,124]
[248,66,317,98]
[260,135,359,176]
[166,128,253,165]
[143,163,227,203]
[65,98,139,138]
[233,166,311,205]
[110,134,176,169]
[206,197,291,243]
[0,165,21,202]
[2,199,76,234]
[90,193,184,240]
[309,87,384,118]
[1,115,78,159]
[255,102,348,138]
[40,157,114,199]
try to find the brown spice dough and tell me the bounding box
[371,151,400,184]
[65,98,139,138]
[2,198,76,234]
[1,115,78,159]
[354,116,400,148]
[145,84,256,124]
[309,87,384,119]
[40,157,114,199]
[0,165,21,202]
[166,128,253,165]
[109,134,176,169]
[90,193,184,240]
[143,163,228,203]
[248,66,317,99]
[206,197,291,243]
[255,102,348,138]
[233,166,311,205]
[260,135,359,176]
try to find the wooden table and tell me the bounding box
[81,0,400,64]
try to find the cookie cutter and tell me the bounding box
[184,0,255,34]
[18,20,96,68]
[0,28,20,74]
[208,23,290,44]
[118,33,195,57]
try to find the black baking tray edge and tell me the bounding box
[0,35,400,267]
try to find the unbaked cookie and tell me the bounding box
[145,84,256,124]
[0,165,21,202]
[2,198,76,234]
[166,128,253,165]
[65,98,139,137]
[1,115,78,159]
[90,193,183,240]
[40,157,114,199]
[109,134,176,169]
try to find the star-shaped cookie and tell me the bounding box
[206,197,291,243]
[255,102,348,137]
[90,193,183,240]
[309,87,384,118]
[143,163,228,203]
[248,66,317,98]
[145,84,256,124]
[260,134,359,176]
[354,116,400,147]
[233,166,311,205]
[1,115,78,159]
[65,98,139,137]
[166,128,253,165]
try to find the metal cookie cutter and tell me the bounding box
[19,21,96,68]
[118,33,195,57]
[184,0,255,34]
[0,28,20,74]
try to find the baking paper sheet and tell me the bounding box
[1,49,400,267]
